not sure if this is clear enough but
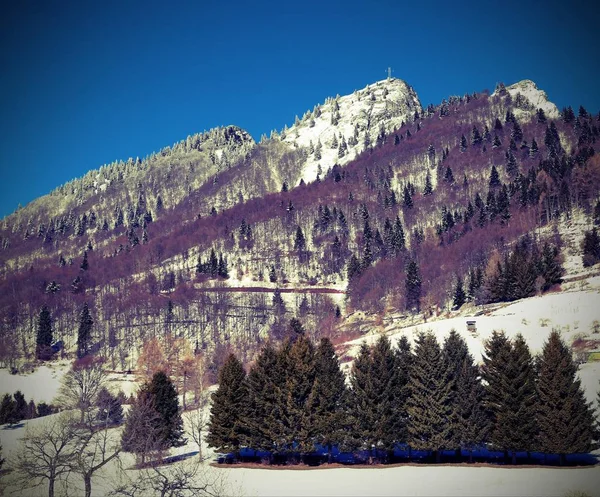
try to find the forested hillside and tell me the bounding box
[1,78,599,376]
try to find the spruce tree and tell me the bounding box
[407,332,453,462]
[294,225,306,251]
[207,354,248,454]
[0,393,17,425]
[423,170,433,195]
[77,303,93,359]
[536,330,595,464]
[280,336,317,457]
[367,336,405,460]
[393,216,406,253]
[405,260,422,312]
[482,332,537,463]
[148,371,185,447]
[452,277,466,310]
[348,342,375,451]
[36,305,53,360]
[13,390,27,422]
[243,344,281,452]
[96,387,124,426]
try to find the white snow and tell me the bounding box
[0,361,70,403]
[219,465,600,497]
[280,78,422,184]
[493,79,560,120]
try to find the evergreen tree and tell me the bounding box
[536,330,595,464]
[361,336,408,459]
[294,225,306,251]
[0,393,17,425]
[242,345,280,452]
[348,343,375,451]
[148,371,185,447]
[506,150,518,177]
[488,165,501,189]
[208,249,218,278]
[540,242,563,291]
[96,387,124,426]
[407,332,453,462]
[405,260,422,312]
[77,302,93,359]
[80,250,89,271]
[452,276,466,310]
[481,332,537,463]
[460,134,468,152]
[217,253,229,278]
[207,355,247,454]
[36,305,53,360]
[443,331,489,460]
[13,390,27,422]
[347,254,362,281]
[279,336,317,456]
[309,338,348,458]
[423,170,433,195]
[393,216,406,254]
[403,185,413,209]
[444,166,455,184]
[582,228,600,266]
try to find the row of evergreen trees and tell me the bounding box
[207,329,596,464]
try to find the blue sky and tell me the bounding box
[1,0,598,218]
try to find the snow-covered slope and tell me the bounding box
[279,78,422,184]
[493,79,559,120]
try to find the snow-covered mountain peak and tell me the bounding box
[493,79,559,120]
[279,78,422,184]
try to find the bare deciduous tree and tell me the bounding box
[70,414,122,497]
[56,356,107,423]
[110,459,230,497]
[10,412,78,497]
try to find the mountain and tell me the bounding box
[0,77,598,377]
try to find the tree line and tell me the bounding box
[207,328,597,465]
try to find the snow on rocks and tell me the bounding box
[280,78,422,184]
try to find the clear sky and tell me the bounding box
[1,0,598,219]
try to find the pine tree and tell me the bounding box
[0,393,17,425]
[482,332,537,463]
[393,216,406,254]
[407,332,453,462]
[96,387,124,426]
[403,186,413,209]
[80,250,89,271]
[207,355,247,454]
[348,342,375,451]
[488,165,501,189]
[147,371,185,447]
[443,331,488,460]
[452,276,466,310]
[405,260,422,312]
[423,170,433,195]
[36,305,53,360]
[13,390,27,422]
[364,336,407,459]
[294,225,306,251]
[540,242,563,291]
[279,336,317,457]
[77,303,93,359]
[536,330,595,464]
[208,249,218,278]
[242,344,280,452]
[444,166,455,184]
